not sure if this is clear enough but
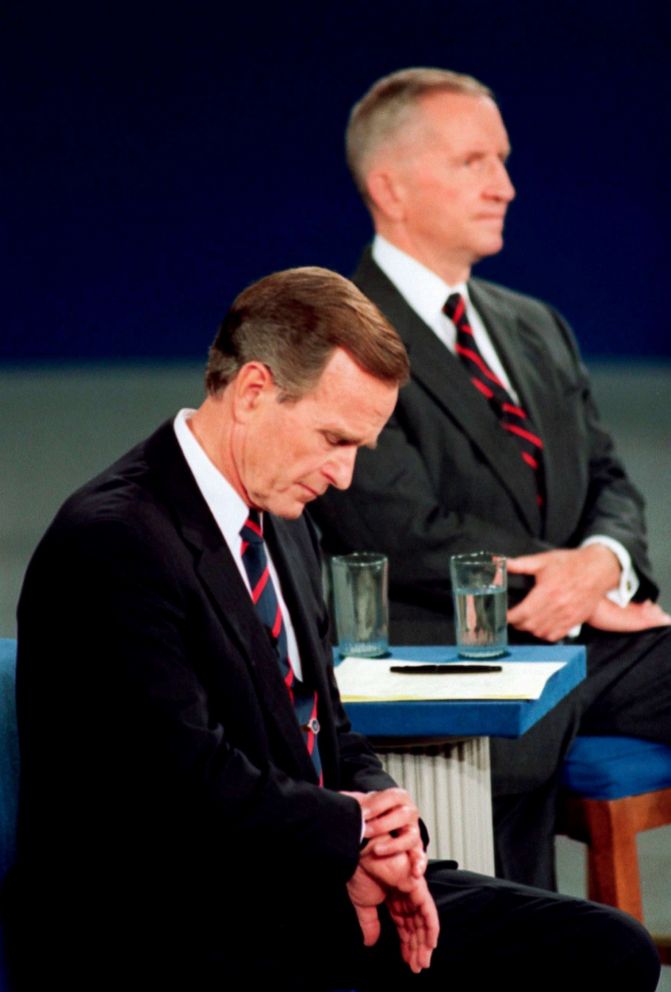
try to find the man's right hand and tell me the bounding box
[346,859,387,947]
[346,851,439,972]
[386,876,440,974]
[342,788,439,972]
[507,545,621,640]
[360,847,439,972]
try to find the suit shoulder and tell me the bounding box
[471,277,583,363]
[60,441,159,524]
[32,432,179,581]
[352,247,392,300]
[470,277,562,321]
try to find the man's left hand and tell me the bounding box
[506,545,621,641]
[341,788,426,878]
[587,597,671,632]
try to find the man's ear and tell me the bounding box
[231,362,276,421]
[366,167,407,222]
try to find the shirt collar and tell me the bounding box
[173,408,254,549]
[372,234,470,324]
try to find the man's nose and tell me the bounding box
[325,447,358,491]
[487,159,516,202]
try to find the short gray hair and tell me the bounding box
[346,67,493,200]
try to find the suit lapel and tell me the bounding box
[355,252,542,534]
[144,422,319,782]
[470,280,568,537]
[197,540,320,784]
[471,288,587,542]
[470,280,551,439]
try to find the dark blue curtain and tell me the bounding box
[4,0,670,361]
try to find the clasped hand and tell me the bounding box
[342,788,439,974]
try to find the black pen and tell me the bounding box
[389,664,503,674]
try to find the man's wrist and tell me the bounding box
[581,535,639,605]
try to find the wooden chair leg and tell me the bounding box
[560,769,671,959]
[580,798,644,921]
[652,935,671,965]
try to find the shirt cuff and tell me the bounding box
[581,535,639,606]
[566,537,640,639]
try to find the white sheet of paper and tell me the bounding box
[335,658,565,702]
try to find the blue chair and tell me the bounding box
[0,638,19,991]
[560,734,671,962]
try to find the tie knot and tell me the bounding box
[443,292,466,325]
[240,509,264,545]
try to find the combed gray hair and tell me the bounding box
[346,67,493,200]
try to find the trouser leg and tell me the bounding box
[357,865,660,992]
[489,687,581,886]
[579,624,671,740]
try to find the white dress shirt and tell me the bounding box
[372,235,638,606]
[173,408,304,677]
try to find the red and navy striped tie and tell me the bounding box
[240,510,322,784]
[444,292,545,505]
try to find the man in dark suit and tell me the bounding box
[7,267,660,990]
[311,68,671,888]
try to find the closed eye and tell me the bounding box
[323,431,376,450]
[323,432,354,447]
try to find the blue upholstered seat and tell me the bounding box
[561,735,671,801]
[0,640,18,879]
[0,638,19,992]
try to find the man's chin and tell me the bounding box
[264,498,307,520]
[473,237,504,262]
[281,504,307,520]
[257,484,321,519]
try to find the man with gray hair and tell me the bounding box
[312,68,671,888]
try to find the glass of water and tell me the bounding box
[330,552,389,657]
[449,551,507,658]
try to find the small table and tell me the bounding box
[338,644,586,873]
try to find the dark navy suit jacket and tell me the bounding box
[11,419,395,985]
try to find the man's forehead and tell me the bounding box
[415,91,507,139]
[376,91,505,167]
[313,346,380,390]
[308,353,398,433]
[418,89,498,118]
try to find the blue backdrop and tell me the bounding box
[4,0,670,361]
